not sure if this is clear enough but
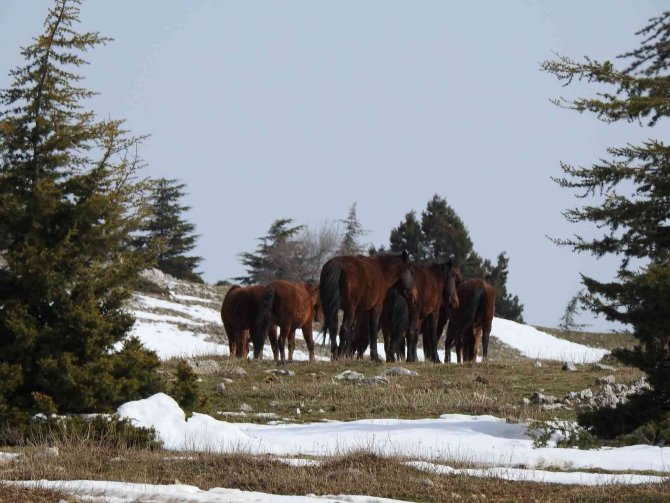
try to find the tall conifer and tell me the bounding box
[0,0,161,419]
[543,11,670,435]
[136,178,202,282]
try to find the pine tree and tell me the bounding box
[558,290,587,332]
[0,0,161,421]
[543,11,670,436]
[136,178,202,283]
[389,195,524,321]
[237,218,305,284]
[338,202,368,256]
[389,211,425,261]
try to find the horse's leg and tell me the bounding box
[368,308,383,363]
[426,314,440,364]
[278,325,289,364]
[383,327,393,363]
[338,305,355,358]
[268,327,279,362]
[472,324,482,362]
[224,322,236,358]
[302,322,316,362]
[243,330,252,358]
[288,328,296,362]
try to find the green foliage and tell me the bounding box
[0,0,161,425]
[578,391,670,446]
[237,218,305,284]
[558,290,588,331]
[543,11,670,428]
[528,420,601,450]
[170,359,204,416]
[134,178,203,282]
[389,194,524,321]
[338,202,368,255]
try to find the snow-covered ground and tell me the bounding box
[118,394,670,479]
[2,480,411,503]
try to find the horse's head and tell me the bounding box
[442,260,460,309]
[396,267,420,337]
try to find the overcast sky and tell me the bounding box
[1,0,667,331]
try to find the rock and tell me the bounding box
[522,398,531,406]
[269,401,280,407]
[362,376,389,385]
[296,408,301,415]
[562,362,577,371]
[318,408,325,414]
[596,375,616,385]
[592,363,617,371]
[216,382,226,394]
[225,366,248,378]
[541,403,566,411]
[384,367,419,377]
[265,369,295,377]
[187,359,220,375]
[239,403,254,412]
[252,385,259,391]
[534,361,543,368]
[475,375,490,385]
[418,477,435,487]
[346,468,363,476]
[579,388,593,400]
[221,378,234,384]
[530,392,555,405]
[566,391,580,401]
[334,370,364,381]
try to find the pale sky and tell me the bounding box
[1,0,667,331]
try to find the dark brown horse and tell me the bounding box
[400,261,460,363]
[320,251,416,361]
[220,285,278,359]
[351,284,407,361]
[444,278,495,363]
[255,280,321,362]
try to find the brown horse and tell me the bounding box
[320,251,417,361]
[255,280,321,362]
[400,261,460,363]
[351,285,406,361]
[444,278,495,363]
[220,285,278,359]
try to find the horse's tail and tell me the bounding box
[319,263,342,347]
[256,287,276,352]
[387,288,409,359]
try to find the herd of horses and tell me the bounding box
[220,251,495,364]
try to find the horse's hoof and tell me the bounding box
[371,355,383,364]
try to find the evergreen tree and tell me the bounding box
[420,194,474,263]
[237,218,305,284]
[389,211,425,261]
[136,178,202,283]
[389,195,524,321]
[0,0,161,421]
[558,290,587,332]
[543,11,670,435]
[338,202,368,255]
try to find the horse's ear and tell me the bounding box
[401,249,410,263]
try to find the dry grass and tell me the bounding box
[171,356,644,425]
[0,444,667,502]
[0,328,664,502]
[536,326,638,352]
